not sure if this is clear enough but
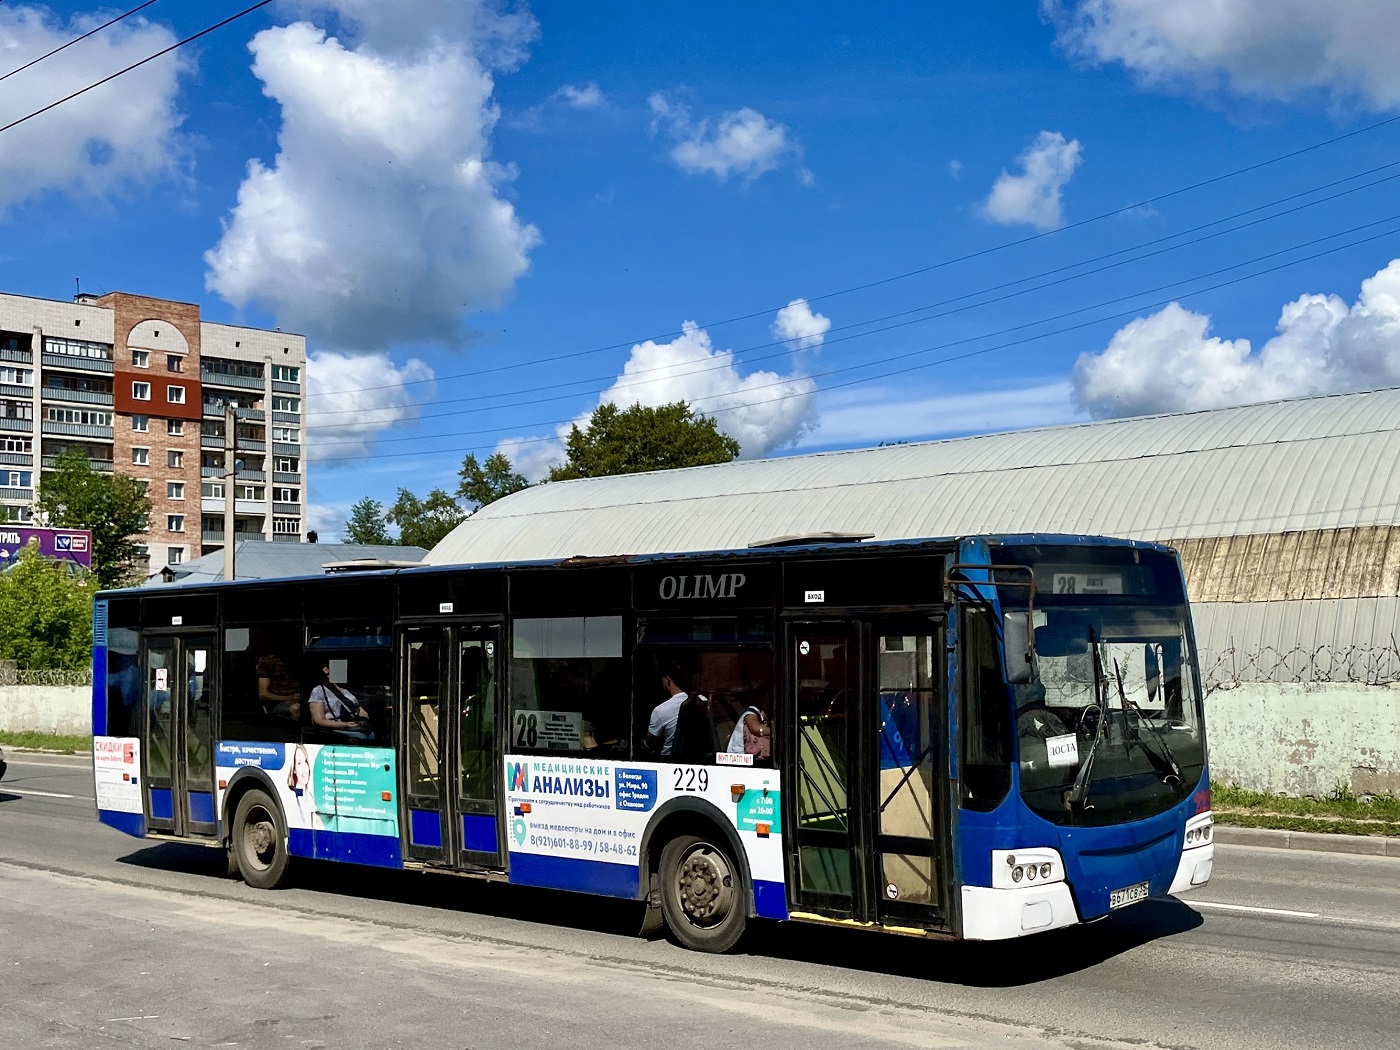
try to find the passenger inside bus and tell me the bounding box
[308,661,375,741]
[256,650,301,723]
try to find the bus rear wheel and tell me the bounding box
[233,788,290,890]
[658,833,746,953]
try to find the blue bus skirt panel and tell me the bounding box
[288,828,402,869]
[510,852,640,899]
[99,809,145,838]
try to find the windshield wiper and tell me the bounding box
[1112,657,1182,785]
[1067,627,1109,810]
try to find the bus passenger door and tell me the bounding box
[402,624,502,869]
[142,633,217,838]
[870,620,948,928]
[790,622,864,918]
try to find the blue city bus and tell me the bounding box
[91,534,1213,952]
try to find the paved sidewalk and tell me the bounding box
[1216,824,1400,857]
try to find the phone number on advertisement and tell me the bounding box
[529,834,638,857]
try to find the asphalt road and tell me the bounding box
[3,753,1399,1050]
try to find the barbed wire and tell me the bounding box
[0,667,93,687]
[1200,644,1400,693]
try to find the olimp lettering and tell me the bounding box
[658,572,747,601]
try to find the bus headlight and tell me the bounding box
[993,849,1066,890]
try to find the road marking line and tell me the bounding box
[1192,900,1320,918]
[3,787,92,800]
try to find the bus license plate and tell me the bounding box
[1109,881,1150,909]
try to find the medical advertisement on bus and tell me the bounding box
[502,754,787,915]
[93,736,142,814]
[215,742,400,843]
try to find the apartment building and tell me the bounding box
[0,290,307,570]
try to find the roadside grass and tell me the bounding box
[1212,780,1400,836]
[0,730,92,754]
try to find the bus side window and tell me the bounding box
[959,607,1012,811]
[510,616,628,757]
[222,623,304,744]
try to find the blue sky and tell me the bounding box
[5,1,1400,538]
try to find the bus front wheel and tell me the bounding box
[233,788,291,890]
[658,833,746,953]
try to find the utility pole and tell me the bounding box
[222,402,237,581]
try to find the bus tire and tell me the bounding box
[233,788,291,890]
[658,833,747,953]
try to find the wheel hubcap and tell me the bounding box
[676,846,734,926]
[245,808,277,869]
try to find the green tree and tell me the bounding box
[386,487,465,550]
[343,496,391,545]
[458,452,528,510]
[0,544,93,670]
[547,401,740,482]
[36,447,151,589]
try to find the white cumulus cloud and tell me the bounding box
[982,130,1082,231]
[772,298,831,350]
[556,82,604,108]
[1072,258,1400,418]
[1044,0,1400,109]
[205,1,540,351]
[306,351,435,461]
[649,93,809,184]
[0,4,189,213]
[502,314,820,479]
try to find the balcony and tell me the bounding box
[42,386,113,406]
[0,486,32,501]
[41,421,113,439]
[271,379,300,394]
[0,383,31,400]
[273,502,301,515]
[271,441,300,457]
[200,466,265,482]
[42,351,113,374]
[0,347,32,364]
[200,370,263,391]
[0,418,33,433]
[0,452,32,466]
[271,471,301,485]
[41,455,111,471]
[202,530,267,545]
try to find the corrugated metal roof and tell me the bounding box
[428,387,1400,566]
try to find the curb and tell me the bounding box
[1215,824,1400,858]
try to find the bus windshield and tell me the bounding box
[993,545,1207,827]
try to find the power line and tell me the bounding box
[0,1,273,137]
[305,115,1400,402]
[0,1,160,84]
[309,221,1400,459]
[307,173,1400,427]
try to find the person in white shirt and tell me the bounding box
[309,663,373,740]
[645,665,689,757]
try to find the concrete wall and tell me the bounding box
[1207,682,1400,797]
[0,685,90,736]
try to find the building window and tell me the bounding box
[272,426,299,443]
[132,381,151,401]
[202,481,224,498]
[167,419,183,436]
[46,407,112,426]
[132,415,149,432]
[167,449,183,468]
[132,351,150,368]
[0,367,32,385]
[0,400,34,421]
[44,337,111,361]
[272,365,300,383]
[2,470,33,487]
[134,480,149,496]
[272,487,299,503]
[273,456,299,473]
[271,396,299,413]
[167,546,184,565]
[1,504,33,522]
[167,514,185,533]
[272,518,300,535]
[167,355,183,372]
[235,484,265,501]
[167,385,185,404]
[167,481,185,499]
[1,436,31,452]
[132,447,149,466]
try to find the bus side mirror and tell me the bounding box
[1003,613,1036,685]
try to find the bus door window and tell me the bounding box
[145,640,175,781]
[184,642,213,792]
[406,634,443,798]
[458,638,496,800]
[221,624,305,745]
[877,631,939,905]
[794,628,853,899]
[509,616,627,758]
